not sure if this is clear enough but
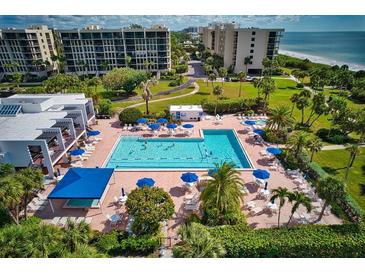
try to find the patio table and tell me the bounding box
[118,195,128,203]
[110,214,121,223]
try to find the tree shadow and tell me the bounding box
[361,165,365,176]
[169,186,186,197]
[322,166,347,175]
[359,184,365,196]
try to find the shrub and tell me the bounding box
[306,161,328,181]
[316,128,352,144]
[119,235,160,256]
[168,79,179,87]
[119,108,143,125]
[174,64,188,74]
[296,82,304,88]
[97,99,113,115]
[202,98,258,114]
[262,129,288,144]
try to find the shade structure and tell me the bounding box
[148,123,160,130]
[166,123,177,129]
[87,130,101,137]
[244,120,257,125]
[183,124,194,129]
[181,172,198,183]
[208,168,218,176]
[156,118,168,124]
[136,117,148,124]
[136,177,155,188]
[266,147,283,155]
[48,168,114,199]
[253,169,271,180]
[69,148,85,156]
[253,129,265,136]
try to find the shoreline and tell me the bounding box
[279,49,365,71]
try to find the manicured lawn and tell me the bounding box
[313,148,365,210]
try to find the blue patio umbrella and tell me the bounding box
[208,168,218,176]
[156,118,168,124]
[69,148,85,156]
[87,130,101,137]
[181,172,199,184]
[183,124,194,129]
[253,129,265,136]
[136,117,148,124]
[244,120,257,125]
[266,147,283,155]
[166,123,177,129]
[136,177,155,188]
[148,123,160,130]
[252,169,271,180]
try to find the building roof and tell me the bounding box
[0,111,67,141]
[170,105,203,112]
[7,94,89,106]
[47,168,114,200]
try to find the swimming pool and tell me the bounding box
[105,129,253,170]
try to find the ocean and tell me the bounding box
[279,32,365,71]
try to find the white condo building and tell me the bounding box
[201,23,284,74]
[0,94,95,177]
[57,25,171,76]
[0,25,58,80]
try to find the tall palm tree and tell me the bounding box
[307,137,323,162]
[287,131,310,159]
[267,105,294,132]
[64,219,91,253]
[208,73,216,88]
[315,177,345,222]
[243,56,251,73]
[237,71,246,97]
[0,174,24,224]
[290,93,300,117]
[218,67,227,86]
[296,89,312,124]
[344,144,360,181]
[212,85,223,115]
[173,223,226,258]
[140,77,157,115]
[270,187,290,227]
[259,76,276,112]
[200,162,244,224]
[287,191,312,226]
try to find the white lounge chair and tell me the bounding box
[85,217,92,224]
[51,217,61,225]
[250,207,263,216]
[58,217,68,227]
[76,217,85,224]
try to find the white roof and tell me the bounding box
[170,105,203,112]
[0,111,67,141]
[6,94,89,106]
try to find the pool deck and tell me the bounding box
[35,115,342,239]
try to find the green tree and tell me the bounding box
[212,85,223,115]
[64,219,91,253]
[289,93,300,117]
[256,76,276,111]
[244,56,251,73]
[267,105,295,132]
[270,187,290,227]
[119,107,143,125]
[12,72,23,88]
[295,89,311,124]
[97,99,113,116]
[218,67,227,86]
[237,71,246,97]
[208,73,216,88]
[173,223,226,258]
[305,93,329,127]
[344,144,361,181]
[200,162,244,225]
[307,136,323,162]
[140,77,158,115]
[0,163,15,177]
[287,191,312,226]
[0,175,24,224]
[287,131,310,159]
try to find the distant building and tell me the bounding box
[201,23,284,74]
[0,25,58,80]
[0,93,95,177]
[57,25,171,76]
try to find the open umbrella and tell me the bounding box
[136,117,148,124]
[148,123,160,131]
[87,130,101,137]
[183,124,194,129]
[252,169,270,180]
[244,120,256,126]
[167,123,177,129]
[253,129,265,136]
[156,118,168,124]
[181,172,198,186]
[136,177,155,188]
[266,147,283,155]
[69,148,85,156]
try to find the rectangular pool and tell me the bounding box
[105,129,253,170]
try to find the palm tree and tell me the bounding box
[64,219,91,253]
[344,144,360,181]
[0,174,24,224]
[218,67,227,86]
[270,187,290,227]
[212,85,223,115]
[307,137,323,162]
[126,55,132,68]
[208,73,216,88]
[258,76,276,111]
[237,71,246,97]
[296,89,312,124]
[243,56,251,73]
[315,177,345,222]
[200,162,244,224]
[290,93,300,117]
[287,191,312,226]
[267,105,294,132]
[32,223,64,257]
[140,77,157,115]
[287,131,310,159]
[173,223,226,258]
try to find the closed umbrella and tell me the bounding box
[69,148,85,156]
[266,147,283,155]
[87,130,101,137]
[156,118,168,124]
[136,118,148,124]
[136,177,155,188]
[253,129,265,136]
[252,169,270,180]
[148,123,160,131]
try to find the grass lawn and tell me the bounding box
[313,148,365,210]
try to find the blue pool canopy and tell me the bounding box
[137,118,148,124]
[148,123,160,130]
[156,118,168,124]
[87,130,101,137]
[69,148,85,156]
[167,123,177,129]
[244,120,257,125]
[181,172,198,183]
[266,147,283,155]
[136,177,155,188]
[183,124,194,129]
[253,169,270,180]
[253,129,265,136]
[48,168,114,199]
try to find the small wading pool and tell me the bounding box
[105,129,253,170]
[64,199,100,208]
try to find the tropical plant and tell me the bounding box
[63,219,91,253]
[200,162,244,225]
[306,136,323,162]
[12,72,23,88]
[208,73,216,88]
[0,175,24,224]
[287,191,312,226]
[218,67,228,86]
[212,85,224,115]
[237,71,246,97]
[295,89,311,124]
[173,223,226,258]
[270,187,291,227]
[243,56,251,73]
[118,107,143,125]
[287,131,310,159]
[344,144,361,181]
[256,76,276,111]
[305,93,329,127]
[140,77,158,115]
[289,93,300,117]
[267,105,294,132]
[97,99,113,116]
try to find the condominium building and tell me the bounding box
[0,25,58,79]
[57,25,171,76]
[0,94,95,177]
[202,23,284,74]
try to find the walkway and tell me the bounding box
[322,144,365,151]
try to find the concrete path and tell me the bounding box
[322,144,365,151]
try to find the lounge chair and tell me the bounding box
[250,207,263,216]
[85,217,92,224]
[37,193,48,200]
[58,217,68,227]
[51,217,61,225]
[76,217,85,224]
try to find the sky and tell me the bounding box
[0,15,364,31]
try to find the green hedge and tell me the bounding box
[202,98,258,114]
[119,107,143,125]
[209,223,365,257]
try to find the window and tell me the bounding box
[251,37,255,42]
[250,49,254,53]
[250,43,254,47]
[252,31,256,35]
[250,55,253,59]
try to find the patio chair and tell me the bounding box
[50,217,61,225]
[76,217,85,224]
[85,217,92,224]
[37,193,48,200]
[250,207,263,216]
[58,217,68,227]
[27,202,45,212]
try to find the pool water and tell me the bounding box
[65,199,100,208]
[106,129,252,169]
